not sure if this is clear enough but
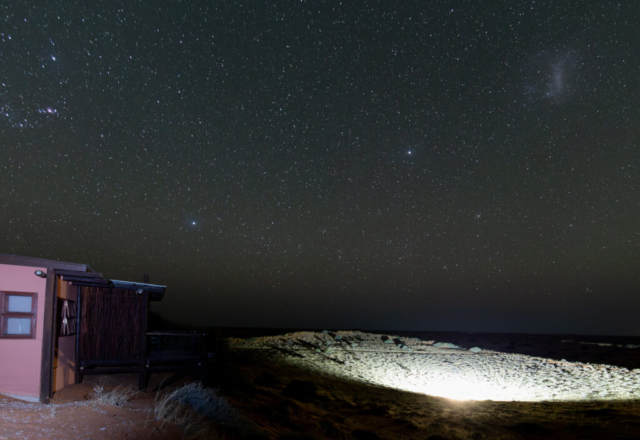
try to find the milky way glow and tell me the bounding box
[2,1,640,334]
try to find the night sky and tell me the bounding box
[2,1,639,335]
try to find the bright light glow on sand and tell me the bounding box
[403,375,544,402]
[311,354,609,402]
[366,367,547,401]
[233,332,640,403]
[417,377,509,401]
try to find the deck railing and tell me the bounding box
[147,331,207,362]
[78,330,208,390]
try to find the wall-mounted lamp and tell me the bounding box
[34,270,47,278]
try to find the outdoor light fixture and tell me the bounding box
[34,270,46,278]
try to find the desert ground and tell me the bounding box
[1,330,640,439]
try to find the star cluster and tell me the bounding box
[1,1,639,334]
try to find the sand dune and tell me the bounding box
[230,330,640,402]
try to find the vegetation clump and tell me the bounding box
[152,381,264,439]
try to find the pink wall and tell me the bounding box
[0,263,47,398]
[53,279,76,392]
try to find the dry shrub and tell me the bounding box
[152,381,264,439]
[92,382,138,408]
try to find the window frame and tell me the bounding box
[0,291,37,339]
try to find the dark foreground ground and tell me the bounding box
[1,329,639,439]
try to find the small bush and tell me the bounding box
[92,383,137,408]
[163,382,236,424]
[152,381,264,439]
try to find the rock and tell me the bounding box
[434,342,462,349]
[470,347,482,353]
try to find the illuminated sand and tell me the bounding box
[230,331,640,402]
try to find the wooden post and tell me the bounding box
[138,289,149,391]
[48,270,59,400]
[39,268,57,403]
[74,285,82,384]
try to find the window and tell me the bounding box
[0,291,37,339]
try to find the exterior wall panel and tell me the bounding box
[0,263,47,398]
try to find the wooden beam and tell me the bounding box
[146,365,202,373]
[74,285,82,385]
[62,276,109,285]
[147,331,207,337]
[138,290,149,391]
[48,271,58,401]
[78,367,140,375]
[147,357,203,366]
[39,269,57,404]
[56,270,103,278]
[80,359,138,367]
[0,253,87,272]
[65,277,111,288]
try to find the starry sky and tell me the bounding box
[2,1,639,335]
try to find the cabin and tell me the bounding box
[0,253,206,403]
